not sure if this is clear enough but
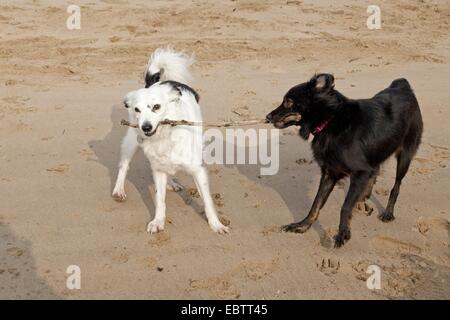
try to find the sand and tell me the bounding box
[0,0,449,299]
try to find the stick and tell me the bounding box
[120,118,269,129]
[120,120,138,128]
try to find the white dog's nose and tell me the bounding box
[141,122,153,133]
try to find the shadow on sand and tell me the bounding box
[231,130,386,247]
[0,220,59,299]
[230,132,332,244]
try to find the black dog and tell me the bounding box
[266,74,423,247]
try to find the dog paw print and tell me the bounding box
[351,260,370,281]
[355,201,374,216]
[317,257,340,275]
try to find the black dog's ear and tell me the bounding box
[311,73,335,92]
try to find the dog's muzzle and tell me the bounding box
[267,113,302,129]
[141,122,156,137]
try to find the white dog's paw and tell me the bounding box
[167,179,183,192]
[209,221,229,235]
[147,219,165,234]
[112,189,127,202]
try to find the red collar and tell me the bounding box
[313,117,332,134]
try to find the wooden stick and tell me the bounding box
[121,118,269,129]
[120,119,138,128]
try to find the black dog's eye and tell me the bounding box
[152,104,161,112]
[284,99,294,109]
[134,107,141,113]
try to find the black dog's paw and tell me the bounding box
[282,221,312,234]
[334,228,351,248]
[378,211,395,223]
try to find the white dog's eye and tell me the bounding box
[152,104,161,112]
[134,107,141,113]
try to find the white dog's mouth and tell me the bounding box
[141,122,158,137]
[144,130,156,137]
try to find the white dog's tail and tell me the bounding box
[144,47,195,88]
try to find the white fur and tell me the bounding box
[145,47,195,85]
[113,49,227,234]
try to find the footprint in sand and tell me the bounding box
[187,258,278,298]
[375,187,389,196]
[355,201,374,216]
[369,236,422,255]
[218,215,231,227]
[317,257,340,276]
[78,148,94,157]
[411,144,450,176]
[148,233,171,247]
[261,225,281,236]
[46,164,69,174]
[415,216,449,236]
[16,121,32,131]
[111,252,130,264]
[351,260,371,281]
[382,254,450,299]
[188,277,240,299]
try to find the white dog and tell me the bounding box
[112,48,229,234]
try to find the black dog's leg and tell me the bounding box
[335,171,372,247]
[379,149,414,222]
[362,169,378,201]
[283,171,336,233]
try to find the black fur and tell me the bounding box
[145,71,162,88]
[266,74,423,247]
[160,80,200,103]
[142,69,200,103]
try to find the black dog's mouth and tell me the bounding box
[270,114,302,129]
[274,121,288,129]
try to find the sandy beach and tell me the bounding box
[0,0,449,299]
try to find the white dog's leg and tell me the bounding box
[147,170,167,234]
[112,128,139,202]
[193,167,229,234]
[167,176,183,192]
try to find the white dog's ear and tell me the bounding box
[123,92,134,108]
[123,97,130,108]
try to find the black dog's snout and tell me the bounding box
[141,122,153,133]
[266,113,273,122]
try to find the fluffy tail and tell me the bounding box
[144,47,195,88]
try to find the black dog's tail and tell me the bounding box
[389,78,411,90]
[389,78,423,151]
